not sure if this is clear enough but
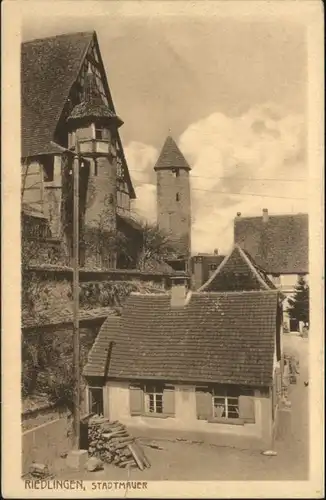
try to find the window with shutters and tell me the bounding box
[213,391,239,419]
[144,384,163,414]
[129,383,175,418]
[196,385,255,424]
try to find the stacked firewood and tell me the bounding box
[88,417,150,470]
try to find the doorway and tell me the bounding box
[88,387,104,416]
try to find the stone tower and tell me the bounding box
[67,64,123,267]
[154,136,191,270]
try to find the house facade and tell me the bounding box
[234,209,309,331]
[84,283,283,449]
[21,31,138,268]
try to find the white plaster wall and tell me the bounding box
[22,160,44,210]
[106,382,271,441]
[280,274,299,292]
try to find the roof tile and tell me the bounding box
[154,136,191,171]
[199,245,277,292]
[234,213,308,274]
[21,32,94,158]
[84,290,278,386]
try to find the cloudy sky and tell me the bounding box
[22,5,308,254]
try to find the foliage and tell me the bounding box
[80,280,165,309]
[132,221,177,271]
[22,330,88,410]
[286,275,309,326]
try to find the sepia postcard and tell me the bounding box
[2,0,324,498]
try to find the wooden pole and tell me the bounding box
[72,144,80,449]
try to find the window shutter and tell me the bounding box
[196,388,212,420]
[129,385,143,416]
[163,386,175,416]
[239,395,255,423]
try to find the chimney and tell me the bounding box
[262,208,269,223]
[236,212,241,217]
[170,274,189,308]
[213,248,218,255]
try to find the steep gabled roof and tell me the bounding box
[84,290,279,387]
[154,136,191,171]
[21,31,94,158]
[21,30,136,199]
[199,244,277,293]
[234,213,309,274]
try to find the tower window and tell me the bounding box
[95,128,103,140]
[42,156,54,182]
[176,193,180,202]
[173,168,180,177]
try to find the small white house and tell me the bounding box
[84,282,283,450]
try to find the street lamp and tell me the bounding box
[67,65,123,450]
[72,143,81,450]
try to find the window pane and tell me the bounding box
[155,394,163,413]
[149,394,155,413]
[213,397,225,418]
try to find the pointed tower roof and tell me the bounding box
[68,64,123,127]
[154,136,191,171]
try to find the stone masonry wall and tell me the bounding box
[156,168,191,257]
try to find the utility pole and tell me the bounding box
[72,142,80,449]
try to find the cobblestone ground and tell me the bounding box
[55,336,309,481]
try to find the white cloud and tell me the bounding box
[125,104,307,255]
[130,183,157,223]
[124,141,157,185]
[124,141,158,223]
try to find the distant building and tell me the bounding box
[21,31,138,268]
[154,136,192,272]
[234,209,309,331]
[191,250,225,290]
[198,244,279,294]
[84,279,282,450]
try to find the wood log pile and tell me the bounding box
[88,416,150,471]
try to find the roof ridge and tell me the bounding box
[194,289,278,296]
[235,213,308,220]
[22,31,95,45]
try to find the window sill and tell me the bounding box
[144,413,172,419]
[131,413,172,419]
[206,418,245,426]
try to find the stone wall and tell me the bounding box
[156,168,191,258]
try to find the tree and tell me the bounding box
[286,276,309,327]
[133,221,178,271]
